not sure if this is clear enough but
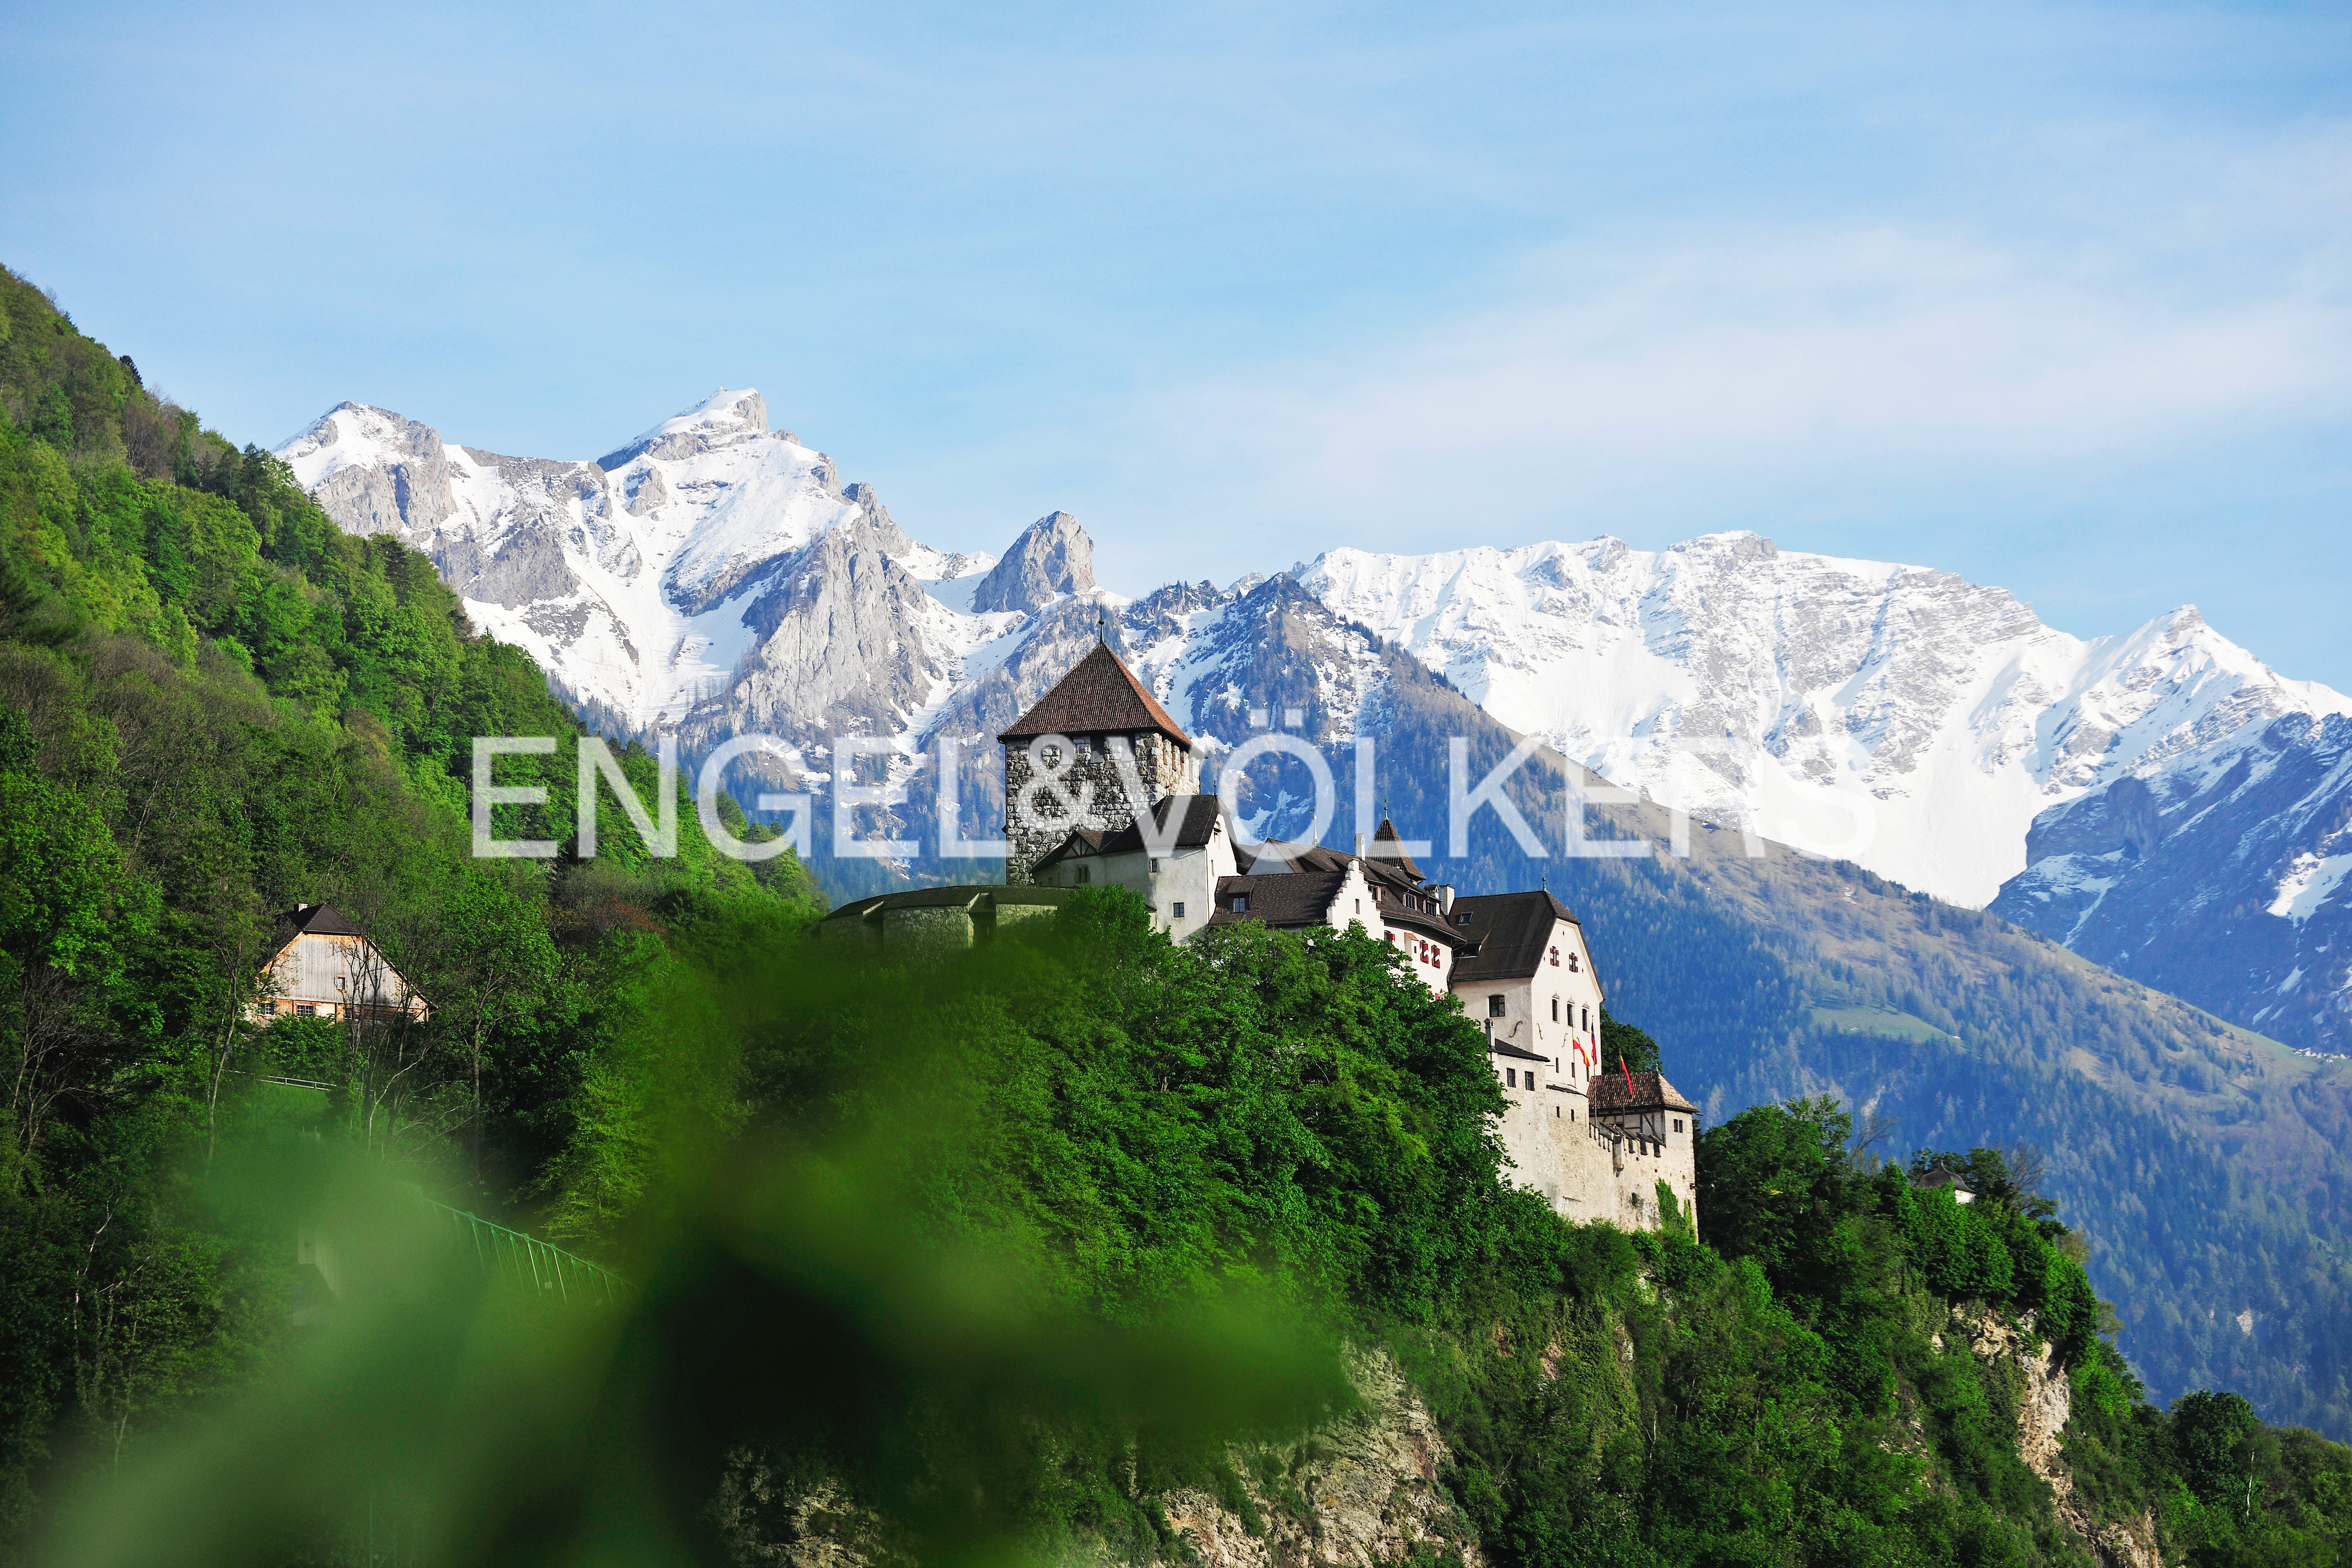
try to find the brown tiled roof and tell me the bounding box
[1205,871,1349,929]
[1033,795,1224,872]
[998,643,1190,747]
[1238,842,1350,875]
[1446,890,1590,985]
[1587,1069,1696,1115]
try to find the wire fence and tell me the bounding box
[418,1197,626,1308]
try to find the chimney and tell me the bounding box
[1437,884,1454,914]
[1353,832,1368,858]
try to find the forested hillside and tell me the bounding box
[1325,660,2352,1443]
[48,888,2352,1567]
[0,264,824,1548]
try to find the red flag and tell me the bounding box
[1620,1055,1635,1094]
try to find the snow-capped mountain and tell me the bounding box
[1298,536,2352,908]
[277,389,1012,736]
[276,391,2352,1048]
[1988,712,2352,1052]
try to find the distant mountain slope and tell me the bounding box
[1992,711,2352,1054]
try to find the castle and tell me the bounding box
[819,642,1699,1233]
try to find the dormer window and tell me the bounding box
[1231,894,1249,913]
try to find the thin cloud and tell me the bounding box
[1137,219,2352,529]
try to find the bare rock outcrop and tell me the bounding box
[970,511,1095,615]
[1158,1347,1481,1568]
[1957,1306,2164,1568]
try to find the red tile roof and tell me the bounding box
[997,643,1190,748]
[1587,1069,1697,1115]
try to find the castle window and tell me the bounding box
[1583,1006,1591,1032]
[1231,894,1249,913]
[1673,1119,1684,1133]
[1550,996,1559,1021]
[1507,1068,1517,1087]
[1073,866,1091,885]
[1043,745,1062,766]
[1172,902,1185,919]
[1488,995,1506,1018]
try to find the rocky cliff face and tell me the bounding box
[707,1347,1483,1568]
[1956,1306,2166,1568]
[969,510,1094,615]
[1155,1348,1483,1568]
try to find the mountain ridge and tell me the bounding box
[275,390,2352,1056]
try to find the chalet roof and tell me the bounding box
[1033,795,1223,871]
[998,643,1190,748]
[1587,1070,1697,1116]
[1239,842,1353,876]
[821,886,1073,922]
[1910,1169,1976,1199]
[276,902,367,942]
[1206,871,1350,930]
[1446,890,1591,985]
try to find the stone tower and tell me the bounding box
[998,643,1196,885]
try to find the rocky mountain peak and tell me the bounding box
[598,387,772,470]
[969,510,1096,615]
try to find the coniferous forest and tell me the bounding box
[5,262,2352,1564]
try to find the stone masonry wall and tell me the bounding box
[1004,731,1190,885]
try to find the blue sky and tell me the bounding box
[5,2,2347,687]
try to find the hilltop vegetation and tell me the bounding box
[48,884,2352,1567]
[0,264,823,1547]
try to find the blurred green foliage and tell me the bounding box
[0,262,823,1557]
